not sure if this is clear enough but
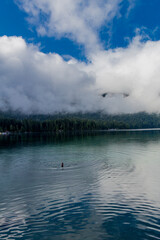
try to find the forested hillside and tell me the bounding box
[0,112,160,133]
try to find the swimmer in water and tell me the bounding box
[61,162,64,168]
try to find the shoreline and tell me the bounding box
[1,128,160,136]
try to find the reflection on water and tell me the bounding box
[0,131,160,239]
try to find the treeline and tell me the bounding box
[1,112,160,133]
[0,118,104,133]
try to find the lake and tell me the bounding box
[0,131,160,240]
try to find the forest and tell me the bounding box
[0,112,160,133]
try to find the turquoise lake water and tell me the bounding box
[0,131,160,239]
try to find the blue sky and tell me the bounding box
[1,0,160,60]
[0,0,85,59]
[1,0,160,114]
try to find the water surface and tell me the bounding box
[0,131,160,239]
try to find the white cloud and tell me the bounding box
[89,36,160,113]
[1,36,160,114]
[0,36,99,114]
[0,0,157,115]
[15,0,123,53]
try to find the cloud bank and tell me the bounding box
[1,35,160,114]
[1,1,160,114]
[0,36,97,114]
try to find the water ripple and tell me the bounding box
[1,133,160,239]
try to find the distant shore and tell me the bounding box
[1,128,160,137]
[107,128,160,132]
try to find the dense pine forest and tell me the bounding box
[0,112,160,133]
